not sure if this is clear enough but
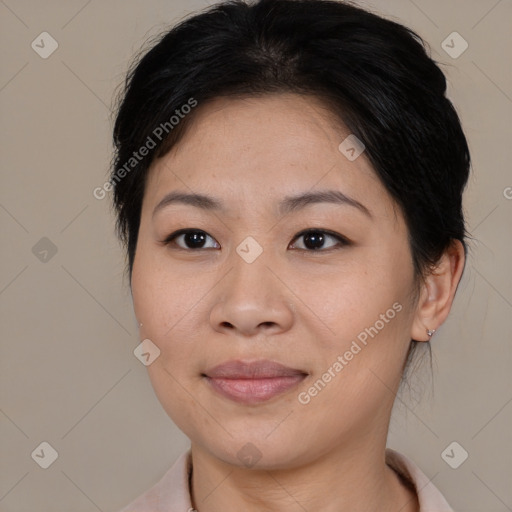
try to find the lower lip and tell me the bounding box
[204,375,307,404]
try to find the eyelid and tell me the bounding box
[289,228,352,250]
[161,229,219,249]
[161,227,352,251]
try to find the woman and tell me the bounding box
[112,0,470,510]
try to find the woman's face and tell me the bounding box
[131,93,420,468]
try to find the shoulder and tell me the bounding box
[117,449,193,512]
[385,448,455,512]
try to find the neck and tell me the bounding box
[190,435,419,512]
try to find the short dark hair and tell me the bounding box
[110,0,470,368]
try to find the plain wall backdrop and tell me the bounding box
[1,0,511,511]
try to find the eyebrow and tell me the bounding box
[152,189,372,218]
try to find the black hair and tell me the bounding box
[110,0,470,375]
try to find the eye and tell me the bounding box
[162,229,219,250]
[161,228,350,252]
[289,229,350,251]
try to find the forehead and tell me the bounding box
[143,93,391,217]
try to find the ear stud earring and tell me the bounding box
[427,328,436,337]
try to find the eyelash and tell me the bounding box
[161,228,351,252]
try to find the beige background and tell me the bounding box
[1,0,511,511]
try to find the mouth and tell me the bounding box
[202,359,308,405]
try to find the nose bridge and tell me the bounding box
[210,235,294,335]
[227,234,277,304]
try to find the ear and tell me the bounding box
[411,239,466,342]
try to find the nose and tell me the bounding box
[209,255,295,338]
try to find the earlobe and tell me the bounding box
[411,239,466,342]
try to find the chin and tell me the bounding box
[192,432,311,470]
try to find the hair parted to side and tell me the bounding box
[110,0,470,381]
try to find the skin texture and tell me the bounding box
[131,93,465,512]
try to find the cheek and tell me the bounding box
[132,249,204,427]
[299,256,412,340]
[131,243,210,378]
[132,244,190,335]
[295,249,416,396]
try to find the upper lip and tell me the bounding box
[204,359,308,379]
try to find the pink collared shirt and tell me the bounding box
[118,448,454,511]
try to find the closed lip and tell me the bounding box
[203,359,308,379]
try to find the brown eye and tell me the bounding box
[162,228,350,252]
[289,229,350,251]
[163,229,219,250]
